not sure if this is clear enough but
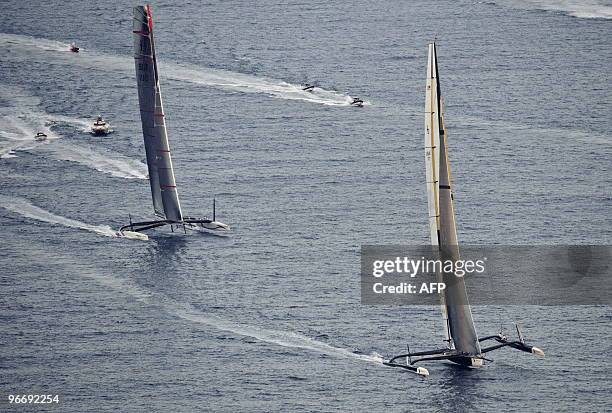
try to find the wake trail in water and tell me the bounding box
[0,115,57,158]
[451,113,612,147]
[47,142,148,179]
[0,33,71,51]
[499,0,612,19]
[164,64,354,106]
[0,86,63,156]
[0,122,148,178]
[0,88,148,177]
[0,196,119,238]
[61,259,383,365]
[0,115,147,178]
[44,114,92,132]
[171,304,384,365]
[0,33,357,106]
[395,102,612,147]
[17,237,379,365]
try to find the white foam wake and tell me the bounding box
[503,0,612,19]
[44,252,383,365]
[0,93,148,178]
[0,88,67,156]
[38,249,382,364]
[5,218,379,365]
[43,113,92,132]
[46,141,148,179]
[0,33,357,106]
[0,141,34,159]
[163,64,354,106]
[0,33,71,51]
[171,304,384,365]
[0,114,57,157]
[0,196,118,237]
[450,112,612,146]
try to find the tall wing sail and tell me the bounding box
[424,43,480,355]
[425,44,441,247]
[424,42,448,344]
[133,5,182,222]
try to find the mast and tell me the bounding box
[384,43,543,374]
[424,43,481,356]
[133,5,183,222]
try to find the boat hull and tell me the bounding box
[189,221,231,236]
[91,126,110,136]
[448,355,484,367]
[116,230,149,241]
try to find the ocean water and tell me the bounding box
[1,1,611,412]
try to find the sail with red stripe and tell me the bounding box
[133,5,182,222]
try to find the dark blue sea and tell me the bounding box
[1,0,611,411]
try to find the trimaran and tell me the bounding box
[383,43,544,376]
[119,5,229,238]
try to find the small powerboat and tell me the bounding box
[70,43,80,53]
[350,97,364,107]
[34,132,48,142]
[91,116,111,135]
[302,84,315,92]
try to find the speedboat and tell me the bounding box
[69,42,80,53]
[350,97,364,107]
[302,84,315,92]
[34,132,47,142]
[91,116,111,135]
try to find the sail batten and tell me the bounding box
[133,5,182,222]
[424,43,480,356]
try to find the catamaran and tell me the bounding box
[119,5,229,237]
[383,43,544,376]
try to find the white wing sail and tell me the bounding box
[424,43,480,356]
[133,5,182,222]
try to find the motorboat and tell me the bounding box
[91,116,111,135]
[350,97,364,107]
[34,132,47,142]
[70,42,80,53]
